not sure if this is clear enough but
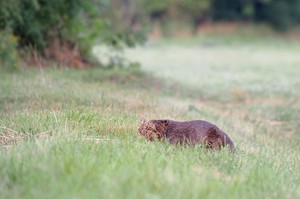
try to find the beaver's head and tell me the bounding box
[138,119,168,141]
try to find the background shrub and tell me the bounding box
[0,29,19,70]
[0,0,146,68]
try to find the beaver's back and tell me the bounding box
[165,120,235,151]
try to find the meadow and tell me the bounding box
[1,36,300,199]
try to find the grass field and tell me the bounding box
[1,36,300,199]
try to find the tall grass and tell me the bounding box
[1,37,300,198]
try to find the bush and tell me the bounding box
[0,0,84,49]
[0,0,147,68]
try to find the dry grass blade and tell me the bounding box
[0,134,24,146]
[0,126,23,147]
[81,136,110,144]
[0,126,53,149]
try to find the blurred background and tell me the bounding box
[1,0,300,69]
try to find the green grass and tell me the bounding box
[1,37,300,199]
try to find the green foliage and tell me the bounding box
[0,0,147,68]
[0,0,84,49]
[0,30,18,70]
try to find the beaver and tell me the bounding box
[139,119,235,151]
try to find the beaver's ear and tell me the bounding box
[157,120,168,127]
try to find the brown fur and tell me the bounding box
[139,118,235,151]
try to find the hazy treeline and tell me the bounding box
[126,0,300,31]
